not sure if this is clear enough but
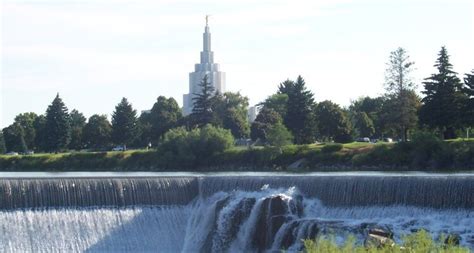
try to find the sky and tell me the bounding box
[1,0,473,127]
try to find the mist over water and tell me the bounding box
[0,173,472,252]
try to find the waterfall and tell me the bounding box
[0,173,472,252]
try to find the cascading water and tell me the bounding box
[0,173,472,252]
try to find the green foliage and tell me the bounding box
[0,131,6,153]
[250,108,283,142]
[321,143,343,153]
[353,111,375,138]
[68,109,86,150]
[349,96,387,138]
[148,96,182,144]
[191,75,215,127]
[33,115,47,151]
[304,230,469,253]
[2,123,28,153]
[382,91,420,141]
[315,100,353,143]
[83,114,112,150]
[158,125,234,168]
[45,94,71,152]
[13,112,38,150]
[260,93,288,119]
[278,76,317,144]
[111,97,138,146]
[420,46,466,139]
[211,92,250,138]
[461,70,474,127]
[266,122,293,147]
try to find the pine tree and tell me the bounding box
[44,94,71,152]
[112,98,138,147]
[0,131,6,154]
[278,76,317,144]
[384,47,418,141]
[419,46,465,139]
[191,75,215,127]
[462,70,474,127]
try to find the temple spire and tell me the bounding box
[202,15,211,55]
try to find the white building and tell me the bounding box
[183,18,226,115]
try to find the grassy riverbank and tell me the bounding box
[304,230,470,253]
[0,138,473,171]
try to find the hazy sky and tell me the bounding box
[1,0,473,127]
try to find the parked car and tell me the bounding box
[383,138,393,143]
[356,137,371,143]
[5,152,19,156]
[112,145,126,151]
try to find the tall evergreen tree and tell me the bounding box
[44,94,71,152]
[278,76,317,144]
[419,47,465,139]
[68,109,86,150]
[461,70,474,128]
[111,97,138,146]
[0,131,6,154]
[191,75,215,127]
[384,47,418,141]
[83,114,112,149]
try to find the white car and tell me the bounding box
[5,152,19,156]
[112,146,126,151]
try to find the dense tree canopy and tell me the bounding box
[211,92,250,138]
[0,131,6,154]
[462,70,474,127]
[420,47,465,139]
[149,96,182,143]
[383,47,419,141]
[13,112,38,150]
[83,114,112,149]
[314,101,352,143]
[111,98,138,146]
[69,109,86,150]
[250,108,283,142]
[44,94,71,152]
[191,75,215,127]
[278,76,317,144]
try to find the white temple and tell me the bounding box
[183,16,226,115]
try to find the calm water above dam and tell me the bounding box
[0,172,473,252]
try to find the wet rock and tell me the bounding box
[253,195,290,251]
[364,227,395,248]
[212,197,256,252]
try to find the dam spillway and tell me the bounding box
[0,172,473,252]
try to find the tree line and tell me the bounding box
[1,46,473,153]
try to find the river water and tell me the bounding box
[0,172,472,252]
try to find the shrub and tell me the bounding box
[157,125,234,168]
[304,230,470,253]
[266,123,293,148]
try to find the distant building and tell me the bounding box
[247,106,260,123]
[183,17,226,115]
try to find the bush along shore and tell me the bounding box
[304,229,470,253]
[0,128,473,172]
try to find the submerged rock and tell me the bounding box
[364,227,395,248]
